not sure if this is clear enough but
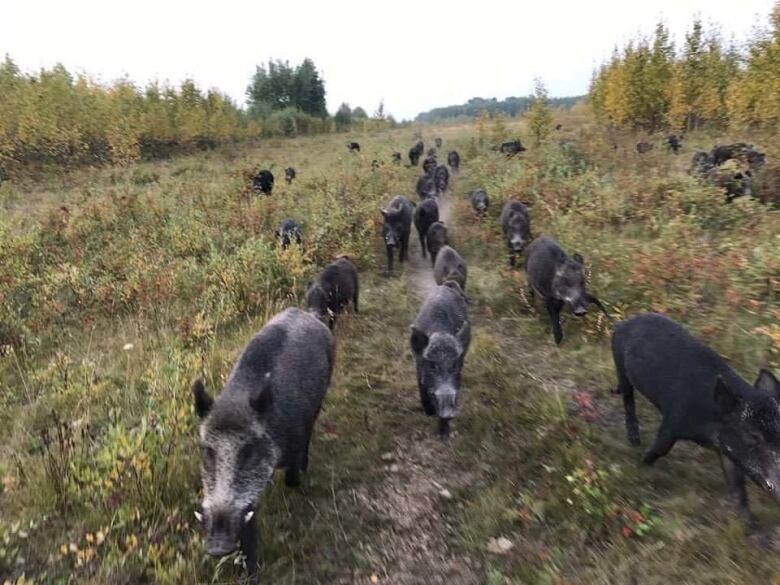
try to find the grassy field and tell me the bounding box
[1,111,779,584]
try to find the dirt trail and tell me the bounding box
[364,186,480,584]
[405,193,451,301]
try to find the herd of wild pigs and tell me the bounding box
[197,136,779,578]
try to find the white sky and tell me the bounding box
[1,0,776,120]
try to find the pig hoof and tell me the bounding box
[628,435,641,447]
[640,452,656,465]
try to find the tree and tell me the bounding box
[334,103,352,131]
[527,78,553,145]
[352,106,368,119]
[246,58,327,118]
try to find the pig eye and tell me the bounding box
[238,444,256,468]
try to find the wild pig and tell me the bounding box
[392,151,402,164]
[524,236,610,344]
[416,174,437,200]
[305,256,359,330]
[411,281,471,437]
[347,141,360,153]
[192,308,335,576]
[499,200,531,268]
[380,196,414,274]
[284,167,296,184]
[426,222,448,266]
[276,218,302,250]
[433,245,468,291]
[434,165,449,195]
[435,137,443,148]
[447,150,460,171]
[409,141,424,166]
[423,155,438,176]
[612,313,780,525]
[414,198,440,259]
[252,170,274,195]
[471,189,489,216]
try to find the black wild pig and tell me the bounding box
[471,189,489,216]
[612,313,780,525]
[426,222,448,266]
[500,140,526,155]
[499,200,531,268]
[380,195,414,274]
[422,155,438,175]
[284,167,296,184]
[434,165,449,195]
[392,152,402,164]
[305,256,359,329]
[524,236,610,344]
[435,137,443,148]
[555,123,563,131]
[276,218,302,250]
[192,308,335,576]
[411,281,471,437]
[447,150,460,171]
[712,143,751,166]
[414,198,440,259]
[409,141,424,166]
[347,141,360,153]
[636,142,653,154]
[433,245,467,290]
[416,174,437,200]
[427,147,438,157]
[666,134,682,153]
[252,169,274,195]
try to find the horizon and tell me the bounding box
[2,0,776,120]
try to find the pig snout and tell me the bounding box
[509,235,526,251]
[202,506,254,557]
[572,305,587,317]
[434,386,458,420]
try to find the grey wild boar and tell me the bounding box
[612,313,780,527]
[499,200,531,268]
[471,189,489,216]
[381,196,414,274]
[434,164,449,195]
[433,245,468,291]
[276,218,302,250]
[414,198,439,259]
[416,174,437,200]
[425,221,449,266]
[192,308,335,576]
[305,256,359,329]
[422,155,438,176]
[447,150,460,171]
[524,236,610,344]
[411,281,471,437]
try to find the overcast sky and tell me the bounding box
[1,0,776,120]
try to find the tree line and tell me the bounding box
[415,94,583,123]
[0,56,394,176]
[589,2,780,132]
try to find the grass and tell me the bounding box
[0,112,779,584]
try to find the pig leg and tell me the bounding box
[642,420,677,464]
[419,230,427,258]
[613,351,640,445]
[352,286,359,314]
[285,464,302,487]
[400,235,408,263]
[416,367,436,416]
[240,513,259,578]
[385,245,394,275]
[719,455,753,525]
[509,249,516,269]
[545,298,564,344]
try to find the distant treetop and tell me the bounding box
[415,94,584,123]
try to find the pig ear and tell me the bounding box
[250,372,273,416]
[573,253,584,264]
[410,326,429,354]
[714,376,740,416]
[754,369,780,397]
[380,208,388,217]
[192,379,213,419]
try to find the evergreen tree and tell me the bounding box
[527,78,553,145]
